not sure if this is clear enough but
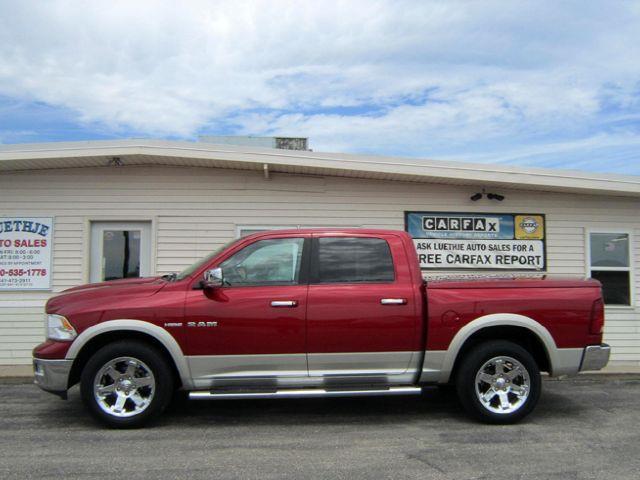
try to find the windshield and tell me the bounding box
[175,239,240,280]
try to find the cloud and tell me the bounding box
[0,1,639,173]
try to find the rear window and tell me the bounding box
[314,237,395,283]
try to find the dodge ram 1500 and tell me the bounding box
[33,229,610,427]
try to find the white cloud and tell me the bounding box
[0,0,639,171]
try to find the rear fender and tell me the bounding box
[423,313,581,383]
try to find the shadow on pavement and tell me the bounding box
[20,381,588,430]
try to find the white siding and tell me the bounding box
[1,165,639,367]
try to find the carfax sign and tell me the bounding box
[0,217,53,290]
[405,212,546,271]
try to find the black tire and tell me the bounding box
[80,340,174,428]
[455,340,541,424]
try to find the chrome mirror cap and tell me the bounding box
[203,268,224,288]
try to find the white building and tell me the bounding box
[1,139,639,375]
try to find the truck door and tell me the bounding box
[306,234,419,384]
[184,236,310,388]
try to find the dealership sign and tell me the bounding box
[405,212,546,270]
[0,218,53,290]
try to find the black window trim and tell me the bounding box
[309,236,396,285]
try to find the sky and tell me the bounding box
[0,1,639,175]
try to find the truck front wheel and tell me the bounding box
[80,340,174,428]
[456,340,541,424]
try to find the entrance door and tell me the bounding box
[90,221,152,283]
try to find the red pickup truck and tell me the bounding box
[33,229,610,427]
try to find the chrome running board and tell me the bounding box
[189,386,422,400]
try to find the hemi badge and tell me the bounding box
[164,322,183,328]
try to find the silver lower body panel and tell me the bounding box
[308,351,415,376]
[187,351,422,389]
[551,348,584,376]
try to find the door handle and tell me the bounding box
[380,298,407,305]
[270,300,298,307]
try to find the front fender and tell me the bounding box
[66,319,194,389]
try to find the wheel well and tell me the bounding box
[449,325,551,382]
[67,330,182,389]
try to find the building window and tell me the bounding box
[589,232,631,306]
[90,221,152,283]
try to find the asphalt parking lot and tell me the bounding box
[1,375,639,480]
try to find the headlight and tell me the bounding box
[46,314,77,341]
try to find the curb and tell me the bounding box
[0,377,34,384]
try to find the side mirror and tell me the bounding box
[202,268,224,289]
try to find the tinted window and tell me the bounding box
[315,237,394,283]
[219,238,304,286]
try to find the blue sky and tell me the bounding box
[1,1,639,175]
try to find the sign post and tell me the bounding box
[405,212,546,271]
[0,217,53,290]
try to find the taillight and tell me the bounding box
[590,298,605,335]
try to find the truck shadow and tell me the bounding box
[162,386,466,427]
[30,384,586,429]
[158,386,585,428]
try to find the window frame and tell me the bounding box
[88,220,153,283]
[83,216,157,283]
[309,236,396,285]
[586,228,634,308]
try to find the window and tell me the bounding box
[90,221,151,283]
[589,232,631,306]
[219,238,304,286]
[314,237,394,283]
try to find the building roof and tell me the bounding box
[1,139,639,198]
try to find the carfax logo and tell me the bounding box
[514,215,544,240]
[422,216,499,233]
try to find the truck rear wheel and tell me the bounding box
[80,340,174,428]
[456,340,541,424]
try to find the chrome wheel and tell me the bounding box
[474,356,530,414]
[93,356,156,418]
